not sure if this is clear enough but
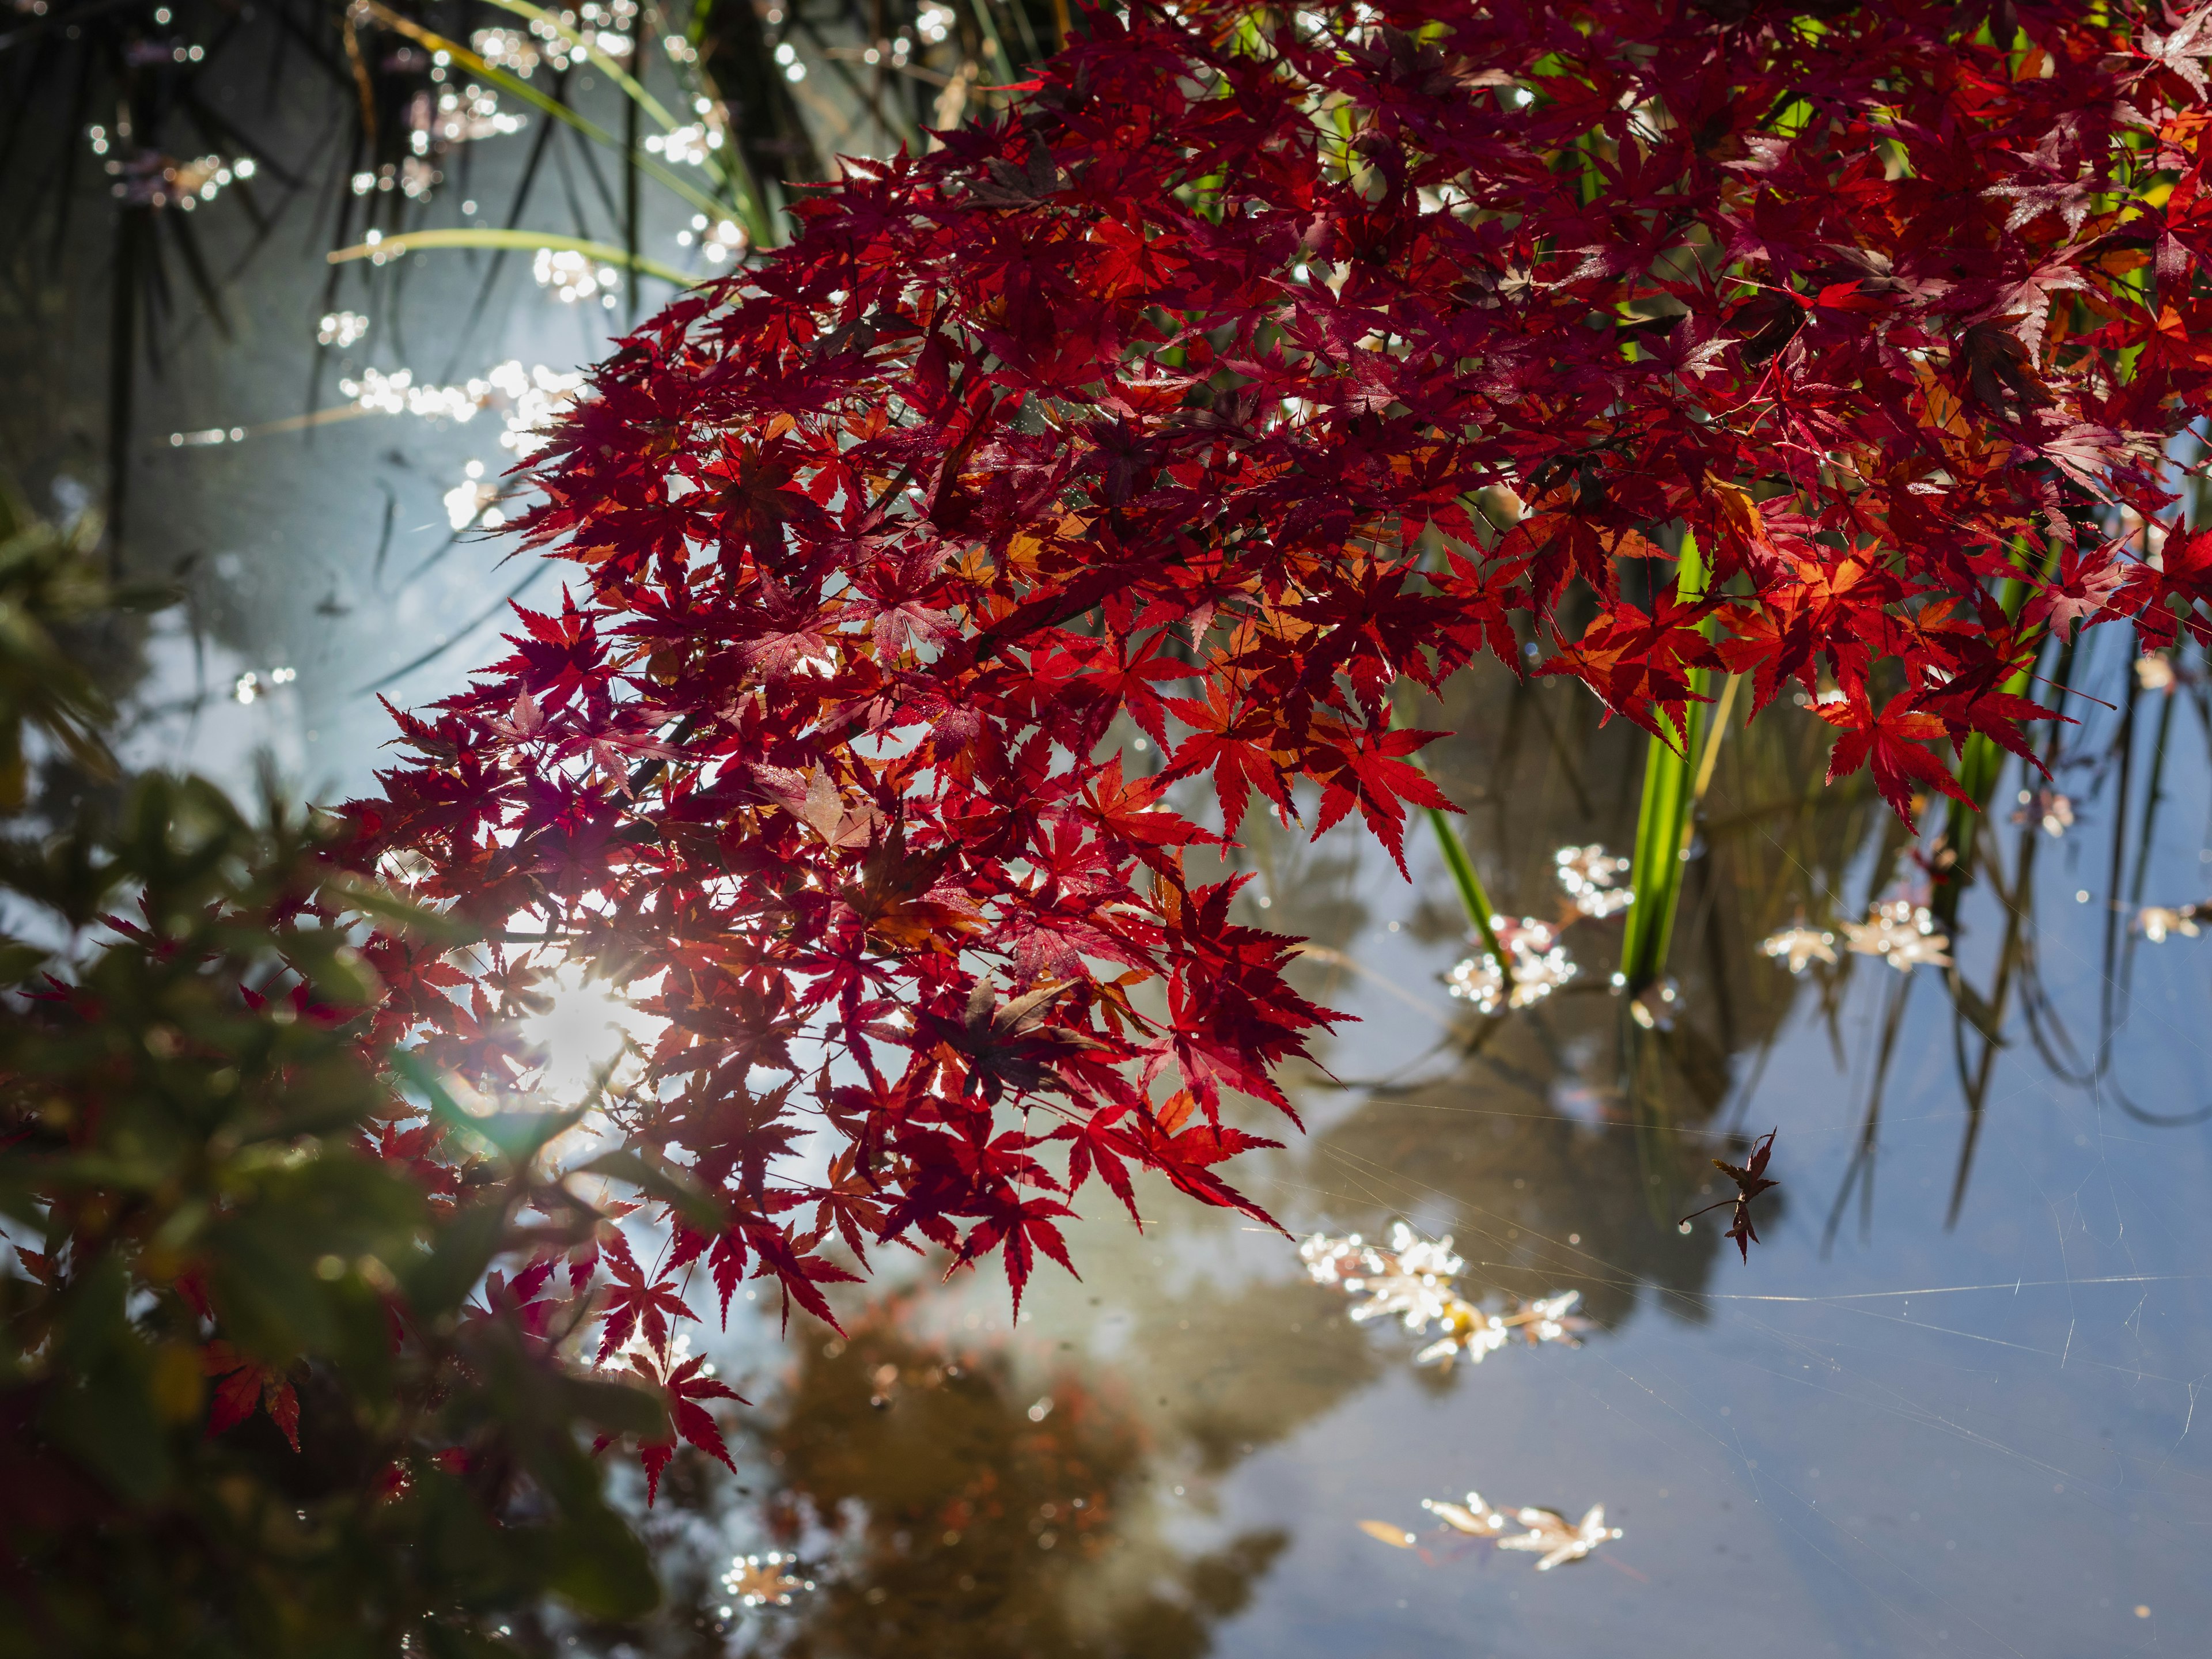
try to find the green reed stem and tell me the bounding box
[1389,694,1507,968]
[1619,530,1713,992]
[1425,805,1509,968]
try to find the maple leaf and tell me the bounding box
[706,435,832,566]
[1160,681,1295,840]
[1304,721,1456,876]
[835,828,982,950]
[594,1229,699,1363]
[494,589,601,705]
[1539,589,1725,744]
[628,1350,746,1505]
[1079,628,1196,746]
[1081,755,1218,874]
[796,767,880,849]
[954,1188,1080,1320]
[2027,543,2128,640]
[1814,691,1975,827]
[1955,321,2053,423]
[2114,527,2212,652]
[947,977,1100,1104]
[1677,1128,1780,1262]
[2137,2,2212,100]
[202,1341,301,1452]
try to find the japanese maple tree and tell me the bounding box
[355,0,2212,1480]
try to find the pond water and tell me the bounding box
[10,59,2212,1659]
[603,635,2211,1659]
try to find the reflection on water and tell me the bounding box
[596,1291,1295,1658]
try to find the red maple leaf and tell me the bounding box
[593,1229,699,1365]
[1160,680,1295,840]
[2114,527,2212,652]
[1815,690,1975,827]
[1304,720,1456,875]
[202,1341,301,1452]
[624,1350,747,1505]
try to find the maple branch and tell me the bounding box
[334,0,2212,1476]
[625,712,699,796]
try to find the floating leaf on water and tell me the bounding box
[1302,1225,1589,1366]
[1421,1493,1507,1536]
[722,1551,814,1608]
[1444,916,1578,1013]
[1759,923,1838,974]
[2137,903,2205,942]
[1555,843,1633,918]
[1505,1290,1590,1347]
[1412,1296,1511,1366]
[1842,899,1950,971]
[1442,952,1505,1009]
[1413,1289,1589,1368]
[1299,1221,1465,1331]
[1677,1128,1779,1262]
[2010,787,2074,838]
[1382,1491,1620,1567]
[1496,1503,1623,1570]
[1358,1519,1419,1548]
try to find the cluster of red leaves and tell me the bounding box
[351,0,2212,1482]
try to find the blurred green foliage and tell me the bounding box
[0,489,667,1654]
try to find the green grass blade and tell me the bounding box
[472,0,769,238]
[477,0,690,139]
[325,228,693,288]
[358,2,729,222]
[1620,710,1694,990]
[624,93,642,327]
